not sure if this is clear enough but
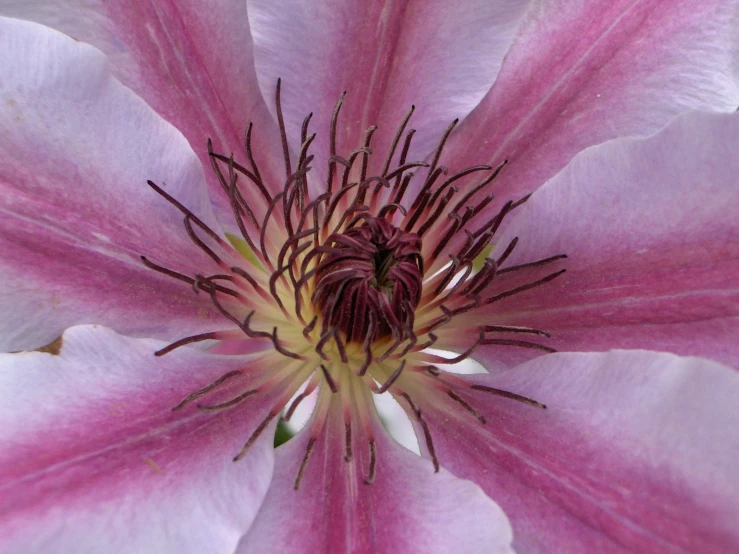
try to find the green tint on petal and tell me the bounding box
[226,233,264,270]
[472,244,494,271]
[274,420,294,447]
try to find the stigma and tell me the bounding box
[313,216,422,343]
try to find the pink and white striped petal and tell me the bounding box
[478,111,739,369]
[420,350,739,553]
[247,0,530,180]
[0,0,286,216]
[0,18,231,351]
[0,325,278,553]
[240,389,514,554]
[443,0,739,217]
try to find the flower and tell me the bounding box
[1,2,739,553]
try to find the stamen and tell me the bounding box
[320,364,339,393]
[410,166,446,211]
[259,191,285,266]
[326,92,346,194]
[183,215,223,265]
[417,186,457,238]
[450,159,506,215]
[244,123,272,203]
[141,255,195,287]
[426,329,483,364]
[357,312,376,377]
[364,438,377,484]
[427,119,458,186]
[384,161,429,182]
[302,316,318,339]
[275,78,292,178]
[428,165,491,207]
[315,328,338,361]
[271,327,304,360]
[497,254,568,275]
[380,105,415,177]
[471,384,547,409]
[197,389,257,412]
[344,421,353,462]
[285,379,319,420]
[358,125,378,192]
[375,360,406,394]
[446,390,486,423]
[171,370,242,411]
[242,311,273,340]
[401,392,439,473]
[482,325,551,337]
[496,237,519,267]
[480,338,556,353]
[234,410,280,461]
[154,331,220,357]
[294,437,317,490]
[484,269,567,305]
[392,172,414,207]
[415,332,438,350]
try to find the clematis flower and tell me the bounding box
[1,1,739,553]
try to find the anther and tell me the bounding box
[294,437,317,490]
[234,410,280,462]
[484,269,567,305]
[197,389,257,412]
[364,438,377,484]
[344,421,353,462]
[319,364,339,393]
[470,384,547,409]
[446,389,486,424]
[171,370,242,411]
[480,338,556,353]
[154,331,221,357]
[375,360,406,394]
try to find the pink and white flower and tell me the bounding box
[1,1,738,552]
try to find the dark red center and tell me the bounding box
[313,216,423,343]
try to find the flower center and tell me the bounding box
[313,217,423,343]
[141,80,565,488]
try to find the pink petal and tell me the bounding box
[444,0,739,212]
[1,0,286,215]
[247,0,530,178]
[240,391,513,554]
[0,18,230,351]
[0,325,277,552]
[480,111,739,369]
[420,350,739,552]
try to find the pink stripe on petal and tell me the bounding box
[0,0,286,219]
[240,389,514,554]
[421,350,739,553]
[0,325,278,553]
[444,0,739,216]
[485,111,739,368]
[247,0,529,182]
[0,18,232,351]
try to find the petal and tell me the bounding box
[419,350,739,552]
[443,0,739,219]
[247,0,530,178]
[0,18,229,351]
[240,389,513,554]
[0,325,278,553]
[0,0,286,213]
[481,111,739,368]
